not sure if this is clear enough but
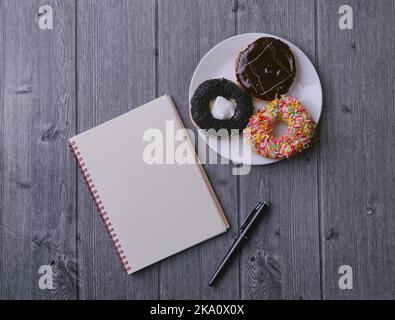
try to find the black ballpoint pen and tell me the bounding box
[208,201,270,286]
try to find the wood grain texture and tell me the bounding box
[157,0,240,299]
[318,0,395,299]
[0,0,77,299]
[237,0,321,299]
[0,0,4,299]
[76,0,158,299]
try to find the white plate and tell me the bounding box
[188,33,322,165]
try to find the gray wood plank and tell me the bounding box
[76,0,158,299]
[237,0,321,299]
[0,0,4,299]
[0,0,77,299]
[157,0,240,299]
[318,0,395,299]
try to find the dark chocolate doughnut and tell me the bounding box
[190,78,253,135]
[235,37,296,100]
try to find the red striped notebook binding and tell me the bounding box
[69,140,131,272]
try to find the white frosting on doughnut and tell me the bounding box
[210,96,236,120]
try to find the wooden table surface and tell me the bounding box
[1,0,394,300]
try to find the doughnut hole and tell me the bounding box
[272,120,288,137]
[209,96,236,120]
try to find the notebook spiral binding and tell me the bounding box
[69,141,131,272]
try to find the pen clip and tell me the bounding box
[240,202,263,231]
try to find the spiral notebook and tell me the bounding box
[69,95,229,273]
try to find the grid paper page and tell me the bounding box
[70,95,228,273]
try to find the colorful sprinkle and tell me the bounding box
[243,96,317,159]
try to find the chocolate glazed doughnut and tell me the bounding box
[190,78,253,135]
[236,37,296,101]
